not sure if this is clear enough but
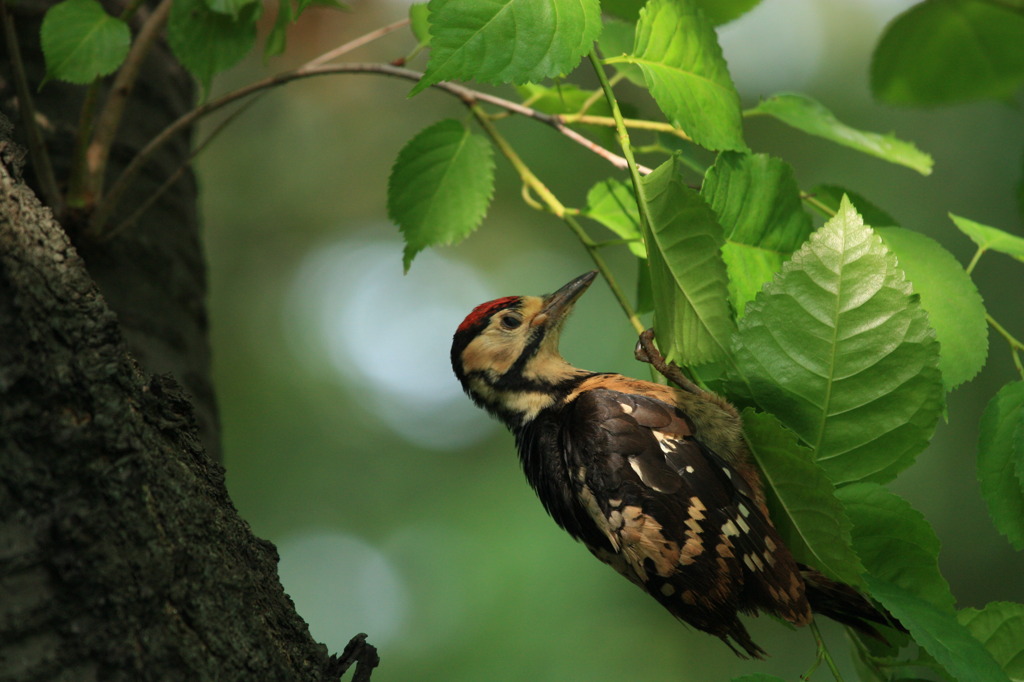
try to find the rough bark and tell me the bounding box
[1,0,219,460]
[0,110,376,682]
[0,2,377,679]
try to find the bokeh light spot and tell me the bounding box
[277,530,408,649]
[284,231,497,449]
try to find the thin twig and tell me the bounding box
[104,97,262,240]
[66,83,101,207]
[1,1,62,211]
[564,114,689,140]
[588,50,655,250]
[85,0,173,200]
[91,63,648,235]
[301,17,410,69]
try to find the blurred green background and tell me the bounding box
[198,0,1024,679]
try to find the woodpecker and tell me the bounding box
[451,271,892,658]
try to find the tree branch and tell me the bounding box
[84,0,173,201]
[91,63,653,236]
[0,1,62,211]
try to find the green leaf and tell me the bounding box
[696,0,763,26]
[977,381,1024,550]
[265,0,293,57]
[951,213,1024,263]
[871,0,1024,106]
[808,184,898,227]
[387,119,495,271]
[410,3,431,47]
[624,0,747,151]
[641,155,735,365]
[206,0,260,17]
[877,227,988,391]
[167,0,261,93]
[582,178,645,258]
[730,675,787,682]
[701,152,813,316]
[411,0,602,95]
[743,409,864,586]
[864,576,1010,682]
[837,483,954,612]
[40,0,130,85]
[601,0,644,21]
[732,196,944,484]
[958,602,1024,681]
[602,0,763,26]
[749,93,933,176]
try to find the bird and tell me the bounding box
[450,270,893,658]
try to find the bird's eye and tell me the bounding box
[500,314,522,330]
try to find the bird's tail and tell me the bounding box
[799,565,903,639]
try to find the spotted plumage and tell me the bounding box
[451,271,893,657]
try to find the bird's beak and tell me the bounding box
[534,271,598,328]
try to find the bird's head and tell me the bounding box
[451,271,597,425]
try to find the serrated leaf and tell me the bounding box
[387,120,495,271]
[641,155,735,365]
[877,227,988,391]
[871,0,1024,107]
[958,602,1024,681]
[743,409,864,586]
[978,381,1024,550]
[582,178,645,258]
[750,93,933,176]
[622,0,747,151]
[865,576,1010,682]
[837,483,954,612]
[167,0,261,93]
[40,0,130,85]
[809,184,898,227]
[701,152,812,316]
[732,196,944,484]
[411,0,602,95]
[951,213,1024,263]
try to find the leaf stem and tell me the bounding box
[574,71,624,117]
[470,105,644,334]
[588,50,655,255]
[802,192,837,218]
[808,620,845,682]
[986,313,1024,378]
[965,246,984,275]
[0,1,62,211]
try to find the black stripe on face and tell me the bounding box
[500,329,546,385]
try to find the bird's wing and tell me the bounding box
[561,387,811,628]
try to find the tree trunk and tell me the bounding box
[0,3,376,679]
